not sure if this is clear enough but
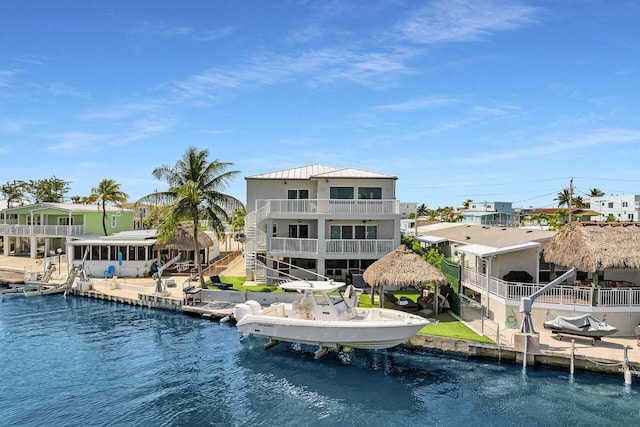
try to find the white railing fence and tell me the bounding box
[462,268,640,308]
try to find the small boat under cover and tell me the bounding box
[233,280,429,355]
[543,314,617,339]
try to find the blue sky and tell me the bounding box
[2,0,640,209]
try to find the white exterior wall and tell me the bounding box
[245,169,401,281]
[589,194,640,222]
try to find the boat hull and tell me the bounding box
[236,308,428,350]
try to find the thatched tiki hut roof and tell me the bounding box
[154,222,214,251]
[543,221,640,272]
[363,245,448,308]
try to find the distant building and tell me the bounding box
[399,202,417,219]
[589,194,640,222]
[459,201,514,226]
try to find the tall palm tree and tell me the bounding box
[139,147,243,288]
[555,188,572,208]
[589,188,605,198]
[85,178,129,236]
[416,203,428,217]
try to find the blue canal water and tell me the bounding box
[1,295,638,427]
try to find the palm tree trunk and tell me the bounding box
[102,203,108,236]
[193,217,204,288]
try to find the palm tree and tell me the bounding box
[416,203,428,217]
[138,147,243,288]
[85,178,129,236]
[555,188,572,208]
[589,188,605,198]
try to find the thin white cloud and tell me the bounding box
[128,22,234,41]
[0,69,20,87]
[42,132,110,152]
[0,119,42,133]
[458,128,640,164]
[81,102,162,121]
[376,96,459,111]
[397,0,541,45]
[162,47,413,102]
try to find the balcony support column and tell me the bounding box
[30,236,37,259]
[317,218,327,277]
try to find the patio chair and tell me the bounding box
[210,275,233,290]
[104,265,115,279]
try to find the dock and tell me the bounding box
[2,254,640,382]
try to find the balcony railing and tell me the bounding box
[256,199,400,216]
[0,224,85,236]
[271,238,318,255]
[325,239,394,255]
[463,268,640,308]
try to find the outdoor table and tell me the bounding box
[183,286,202,305]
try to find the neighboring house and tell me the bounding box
[123,202,154,230]
[65,228,221,279]
[400,218,415,235]
[459,201,514,226]
[399,202,417,219]
[416,222,640,336]
[0,202,134,259]
[527,208,599,227]
[244,164,402,283]
[589,194,640,222]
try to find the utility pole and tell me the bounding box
[568,177,573,223]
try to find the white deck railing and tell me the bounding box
[462,268,640,308]
[271,238,318,255]
[256,199,399,215]
[0,224,85,236]
[325,239,395,255]
[598,288,640,306]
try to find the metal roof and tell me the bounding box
[246,164,339,180]
[3,202,132,213]
[415,235,448,244]
[455,242,541,257]
[67,239,157,246]
[245,164,396,180]
[417,223,555,248]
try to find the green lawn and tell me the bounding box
[209,277,494,344]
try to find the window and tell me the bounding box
[623,201,629,208]
[288,224,309,238]
[128,246,138,261]
[27,216,42,225]
[58,217,74,225]
[330,187,354,199]
[358,187,382,199]
[288,189,309,199]
[330,224,377,239]
[608,202,614,208]
[111,215,117,228]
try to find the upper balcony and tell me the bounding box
[256,199,400,217]
[0,224,86,236]
[269,237,395,257]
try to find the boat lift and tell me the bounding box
[152,253,181,296]
[519,267,576,334]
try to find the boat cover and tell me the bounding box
[543,314,617,337]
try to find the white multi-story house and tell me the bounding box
[589,194,640,222]
[460,201,514,226]
[244,164,401,284]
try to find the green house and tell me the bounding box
[0,202,134,259]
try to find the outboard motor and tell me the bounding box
[233,300,262,322]
[246,300,262,314]
[233,303,252,322]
